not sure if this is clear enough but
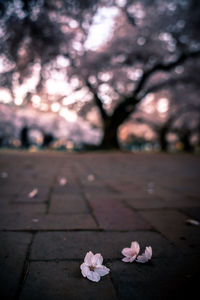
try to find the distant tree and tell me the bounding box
[135,91,200,152]
[20,126,30,148]
[0,0,200,149]
[42,133,54,148]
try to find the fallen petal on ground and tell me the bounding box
[81,251,110,282]
[88,174,95,182]
[59,177,67,186]
[186,219,199,226]
[28,188,38,198]
[136,246,152,263]
[121,241,140,263]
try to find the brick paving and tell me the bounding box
[0,151,200,300]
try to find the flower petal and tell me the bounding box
[122,257,132,263]
[95,265,110,277]
[136,253,148,263]
[136,246,152,263]
[131,241,140,255]
[121,247,132,258]
[86,271,101,282]
[28,188,38,198]
[129,255,137,263]
[145,246,152,260]
[80,263,89,277]
[92,253,103,267]
[84,251,94,266]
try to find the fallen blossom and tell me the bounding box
[80,251,110,282]
[1,172,8,179]
[28,188,38,198]
[147,182,154,194]
[59,177,67,186]
[88,174,95,182]
[121,241,140,263]
[32,218,39,223]
[136,246,152,263]
[186,218,199,226]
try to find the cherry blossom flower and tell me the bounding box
[136,246,152,263]
[121,241,140,263]
[28,188,38,198]
[88,174,95,182]
[80,251,110,282]
[1,172,8,179]
[59,177,67,186]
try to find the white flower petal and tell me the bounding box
[86,271,101,282]
[92,253,103,267]
[59,177,67,186]
[136,253,148,263]
[136,246,152,263]
[129,255,137,263]
[84,251,94,266]
[80,263,89,277]
[95,265,110,276]
[145,246,152,260]
[121,247,132,258]
[28,188,38,198]
[186,218,200,226]
[131,241,140,255]
[122,257,132,263]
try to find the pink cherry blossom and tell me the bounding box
[80,251,110,282]
[121,241,140,263]
[136,246,152,263]
[28,188,38,198]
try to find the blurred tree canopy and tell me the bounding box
[0,0,200,149]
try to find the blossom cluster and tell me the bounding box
[80,241,152,282]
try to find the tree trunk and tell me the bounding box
[180,132,193,152]
[158,127,168,152]
[99,120,120,149]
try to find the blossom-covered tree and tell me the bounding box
[0,0,200,149]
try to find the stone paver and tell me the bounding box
[49,195,89,214]
[0,151,200,300]
[0,203,46,214]
[86,195,151,230]
[140,209,200,254]
[179,207,200,221]
[111,256,200,300]
[125,195,200,209]
[0,232,32,300]
[0,213,97,230]
[11,185,50,203]
[20,261,117,300]
[31,231,179,260]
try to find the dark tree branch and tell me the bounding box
[139,75,195,100]
[65,51,108,122]
[109,50,200,127]
[133,50,200,98]
[136,102,199,133]
[85,80,108,122]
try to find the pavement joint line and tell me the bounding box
[15,232,36,300]
[29,258,133,263]
[81,190,100,228]
[73,164,100,228]
[0,228,160,233]
[45,175,57,214]
[138,207,191,212]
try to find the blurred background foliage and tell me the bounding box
[0,0,200,152]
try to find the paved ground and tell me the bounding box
[0,150,200,300]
